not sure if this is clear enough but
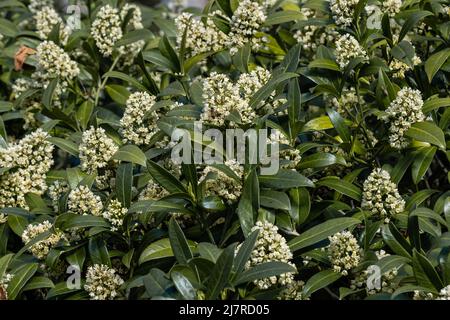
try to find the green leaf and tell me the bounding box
[114,28,152,47]
[207,244,235,300]
[260,190,291,211]
[143,50,178,71]
[264,10,304,26]
[234,261,297,285]
[76,101,94,130]
[237,169,259,237]
[326,108,351,143]
[410,207,447,226]
[146,159,187,193]
[103,71,148,92]
[89,237,110,266]
[411,147,436,184]
[139,238,196,264]
[168,218,193,265]
[0,18,18,37]
[377,255,409,275]
[0,253,14,279]
[288,217,360,252]
[42,78,59,109]
[412,249,443,290]
[22,276,54,291]
[61,214,110,230]
[198,243,223,263]
[48,137,79,156]
[143,268,172,297]
[398,11,433,42]
[424,48,450,82]
[116,163,133,208]
[406,122,446,149]
[298,153,346,170]
[302,116,334,131]
[303,269,342,297]
[259,169,315,189]
[289,187,310,224]
[249,72,298,109]
[308,59,340,71]
[172,272,196,300]
[113,145,147,167]
[232,44,251,73]
[381,224,412,258]
[316,177,362,201]
[422,97,450,113]
[233,229,259,276]
[7,263,38,300]
[105,85,130,105]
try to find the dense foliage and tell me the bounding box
[0,0,449,300]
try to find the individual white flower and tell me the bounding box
[0,129,54,209]
[335,34,368,69]
[0,213,8,224]
[329,0,359,26]
[175,11,228,58]
[383,0,402,17]
[362,168,405,222]
[36,41,79,79]
[201,72,256,127]
[79,127,119,174]
[84,264,124,300]
[103,199,128,232]
[199,159,244,204]
[227,0,267,54]
[91,5,123,56]
[120,92,159,145]
[68,185,103,216]
[278,280,309,300]
[384,87,425,149]
[244,221,296,289]
[328,231,361,275]
[34,6,71,44]
[21,220,65,260]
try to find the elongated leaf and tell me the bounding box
[264,10,304,26]
[48,137,79,156]
[105,85,129,105]
[411,147,436,184]
[327,108,351,143]
[398,11,433,42]
[139,238,196,264]
[288,217,360,252]
[233,230,259,276]
[7,263,38,300]
[207,244,235,300]
[309,59,340,71]
[260,190,291,211]
[103,71,148,92]
[249,73,298,109]
[234,261,296,285]
[316,177,362,201]
[113,145,147,167]
[303,269,342,297]
[144,268,172,297]
[289,187,310,224]
[406,122,446,149]
[259,169,314,189]
[172,272,196,300]
[146,159,186,193]
[168,218,193,265]
[425,48,450,82]
[42,78,59,109]
[298,153,346,170]
[116,163,133,208]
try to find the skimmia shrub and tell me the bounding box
[0,0,449,301]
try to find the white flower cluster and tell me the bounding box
[68,185,103,216]
[330,0,359,26]
[384,87,425,149]
[48,180,69,211]
[350,250,399,295]
[361,168,405,223]
[335,34,368,69]
[245,221,296,289]
[175,12,228,58]
[278,280,309,300]
[269,132,302,170]
[294,8,338,57]
[11,78,43,129]
[79,127,118,174]
[21,220,65,260]
[84,264,124,300]
[139,180,169,201]
[0,273,13,300]
[199,159,244,204]
[117,4,145,66]
[0,129,54,209]
[330,87,359,115]
[29,0,53,14]
[36,40,80,79]
[328,231,361,275]
[103,199,128,231]
[201,69,271,126]
[413,285,450,300]
[91,5,123,57]
[383,0,402,17]
[227,0,267,54]
[389,55,421,79]
[34,6,71,44]
[120,92,159,145]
